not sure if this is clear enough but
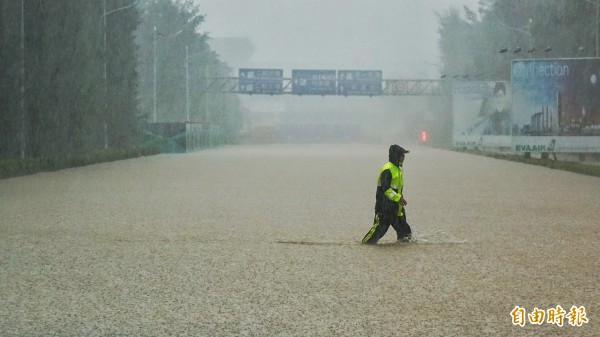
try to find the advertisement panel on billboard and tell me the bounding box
[337,70,382,96]
[239,68,283,95]
[291,69,337,95]
[511,58,600,137]
[451,81,512,149]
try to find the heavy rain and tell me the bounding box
[1,0,599,336]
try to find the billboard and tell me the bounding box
[337,70,382,96]
[511,58,600,136]
[451,81,512,149]
[239,68,283,95]
[291,69,337,95]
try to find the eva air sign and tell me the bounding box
[512,137,557,153]
[512,136,600,153]
[515,144,549,152]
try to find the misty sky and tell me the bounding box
[195,0,480,79]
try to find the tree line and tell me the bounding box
[414,0,600,147]
[0,0,241,160]
[438,0,600,81]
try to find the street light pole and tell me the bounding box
[185,47,211,122]
[186,46,190,122]
[102,0,138,146]
[153,26,157,122]
[103,0,108,149]
[205,62,210,146]
[205,62,209,123]
[153,27,183,123]
[20,0,25,159]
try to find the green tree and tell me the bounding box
[136,0,207,123]
[0,0,22,158]
[438,0,600,81]
[0,0,242,162]
[0,0,141,159]
[105,0,142,149]
[136,0,242,142]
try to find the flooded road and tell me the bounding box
[1,144,599,336]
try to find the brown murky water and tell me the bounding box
[1,144,599,336]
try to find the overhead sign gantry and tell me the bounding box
[202,69,445,96]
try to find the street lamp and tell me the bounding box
[102,0,137,149]
[494,17,533,56]
[153,26,183,122]
[186,46,190,122]
[185,46,211,122]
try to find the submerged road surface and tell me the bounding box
[1,144,599,336]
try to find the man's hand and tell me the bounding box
[400,197,407,206]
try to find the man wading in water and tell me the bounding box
[362,144,412,244]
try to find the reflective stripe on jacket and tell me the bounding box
[374,161,404,216]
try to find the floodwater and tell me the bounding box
[1,143,599,336]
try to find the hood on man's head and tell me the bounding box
[388,144,409,163]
